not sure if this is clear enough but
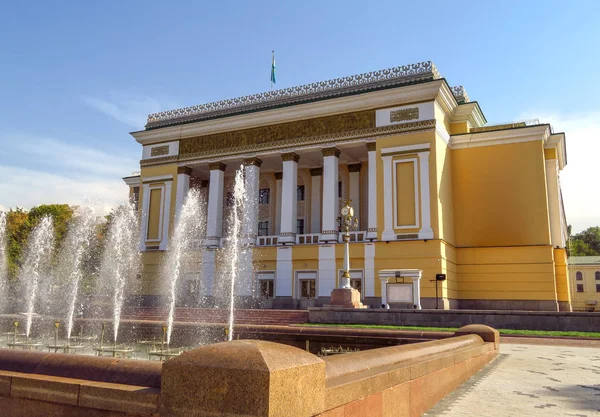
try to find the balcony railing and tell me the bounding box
[254,232,367,246]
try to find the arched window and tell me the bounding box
[595,271,600,280]
[576,271,583,281]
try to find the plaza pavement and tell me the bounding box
[425,339,600,416]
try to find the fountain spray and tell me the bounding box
[62,205,99,341]
[224,168,246,341]
[163,188,205,345]
[22,216,55,338]
[98,203,139,344]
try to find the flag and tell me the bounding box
[270,50,276,85]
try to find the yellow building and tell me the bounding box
[568,256,600,311]
[124,61,571,311]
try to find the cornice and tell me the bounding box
[450,125,551,150]
[452,102,486,128]
[122,176,140,187]
[131,81,445,146]
[546,132,567,170]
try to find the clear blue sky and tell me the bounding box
[0,0,598,231]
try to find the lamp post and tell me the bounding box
[339,200,359,290]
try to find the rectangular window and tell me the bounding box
[577,284,584,293]
[300,279,316,298]
[297,185,305,201]
[259,188,270,204]
[132,187,140,211]
[258,221,269,236]
[296,219,305,235]
[596,284,600,293]
[259,280,274,298]
[338,181,342,198]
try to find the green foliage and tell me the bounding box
[569,225,600,256]
[3,204,75,279]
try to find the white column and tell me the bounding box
[318,245,336,296]
[412,272,422,310]
[274,172,283,235]
[275,246,293,296]
[139,183,150,250]
[381,155,396,241]
[320,147,340,242]
[364,242,375,297]
[175,167,191,218]
[159,180,173,250]
[546,158,563,248]
[201,249,216,296]
[310,168,322,234]
[418,151,434,239]
[205,162,226,247]
[348,163,361,227]
[366,143,378,240]
[379,277,390,308]
[279,153,299,244]
[243,158,262,245]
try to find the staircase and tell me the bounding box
[120,307,309,326]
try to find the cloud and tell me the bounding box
[520,111,600,233]
[83,93,168,129]
[0,133,138,214]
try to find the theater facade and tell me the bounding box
[124,61,571,311]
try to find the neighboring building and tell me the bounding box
[568,256,600,311]
[124,60,571,311]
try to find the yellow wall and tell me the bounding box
[456,246,557,301]
[553,249,571,304]
[452,140,551,247]
[147,188,162,240]
[434,134,455,245]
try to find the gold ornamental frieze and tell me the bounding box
[179,110,375,157]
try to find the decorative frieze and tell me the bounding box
[150,145,170,157]
[281,152,300,163]
[146,61,440,129]
[366,142,377,152]
[322,147,341,158]
[390,107,419,123]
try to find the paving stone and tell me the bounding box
[424,343,600,416]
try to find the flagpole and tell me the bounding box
[271,50,274,91]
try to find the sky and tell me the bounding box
[0,0,598,232]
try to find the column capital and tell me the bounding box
[243,157,263,167]
[366,142,377,152]
[322,147,341,158]
[208,162,226,171]
[177,166,193,176]
[274,172,283,180]
[347,163,362,173]
[310,167,323,177]
[281,152,300,163]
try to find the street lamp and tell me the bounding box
[340,200,359,290]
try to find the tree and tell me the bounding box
[568,225,600,256]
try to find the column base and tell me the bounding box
[366,230,378,241]
[319,232,338,243]
[278,233,296,245]
[325,288,367,309]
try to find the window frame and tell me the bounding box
[576,271,583,281]
[576,283,584,293]
[258,221,269,237]
[297,185,305,201]
[259,188,270,205]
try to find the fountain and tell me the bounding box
[97,203,140,345]
[21,215,54,343]
[163,188,206,346]
[60,205,99,344]
[222,167,246,342]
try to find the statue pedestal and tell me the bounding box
[326,288,367,309]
